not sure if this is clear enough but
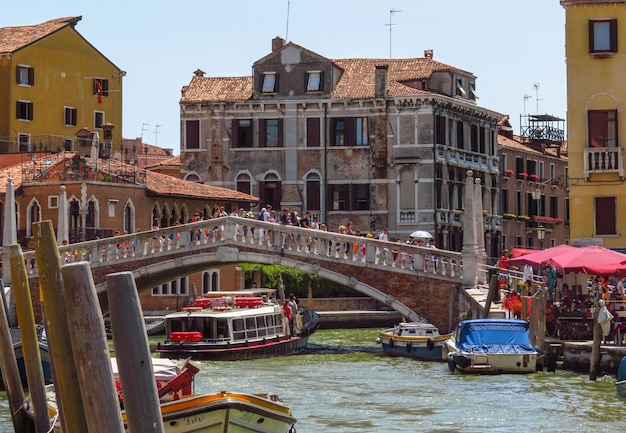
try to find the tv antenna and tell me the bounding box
[285,0,291,41]
[141,123,149,141]
[523,94,531,116]
[154,124,161,147]
[385,8,402,58]
[533,83,542,114]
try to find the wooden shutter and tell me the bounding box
[307,118,320,147]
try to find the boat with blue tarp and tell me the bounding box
[442,318,538,374]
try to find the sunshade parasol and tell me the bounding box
[409,230,433,239]
[508,244,577,268]
[548,245,626,275]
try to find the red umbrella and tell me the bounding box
[548,245,626,275]
[581,260,626,277]
[508,244,577,268]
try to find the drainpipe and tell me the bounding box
[323,103,328,226]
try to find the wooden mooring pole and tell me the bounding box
[33,220,89,433]
[61,262,125,433]
[9,245,50,433]
[107,271,165,433]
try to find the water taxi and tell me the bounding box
[376,321,451,361]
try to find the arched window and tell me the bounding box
[235,173,252,196]
[26,198,41,237]
[305,172,321,212]
[259,172,281,209]
[124,199,136,233]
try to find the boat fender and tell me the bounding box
[289,426,297,433]
[447,356,457,372]
[406,342,412,353]
[427,337,435,351]
[389,338,394,348]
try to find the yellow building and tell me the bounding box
[561,0,626,249]
[0,16,124,156]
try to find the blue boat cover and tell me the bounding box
[456,319,535,354]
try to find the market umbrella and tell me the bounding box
[549,245,626,275]
[581,261,626,277]
[409,230,433,239]
[509,244,577,268]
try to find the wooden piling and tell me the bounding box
[0,296,29,433]
[32,220,89,433]
[483,274,498,318]
[107,271,165,433]
[9,245,50,433]
[61,262,125,433]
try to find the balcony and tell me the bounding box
[584,147,624,180]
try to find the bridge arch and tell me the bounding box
[96,246,424,322]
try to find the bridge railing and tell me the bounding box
[20,216,463,280]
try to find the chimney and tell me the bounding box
[272,37,286,53]
[424,49,433,59]
[375,65,389,98]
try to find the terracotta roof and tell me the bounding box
[145,155,181,169]
[181,50,470,103]
[0,16,81,54]
[0,153,258,202]
[498,134,568,160]
[144,170,257,201]
[180,76,253,103]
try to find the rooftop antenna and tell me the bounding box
[141,123,149,141]
[154,124,161,147]
[285,0,291,41]
[386,8,402,58]
[523,94,531,116]
[533,83,542,114]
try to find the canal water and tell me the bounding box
[1,328,624,432]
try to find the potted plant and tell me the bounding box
[517,172,528,182]
[517,215,531,221]
[503,213,517,220]
[529,174,540,182]
[503,169,514,178]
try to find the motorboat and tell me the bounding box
[156,290,320,361]
[0,327,53,388]
[376,321,451,361]
[38,357,298,433]
[442,319,538,374]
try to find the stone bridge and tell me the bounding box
[18,216,488,333]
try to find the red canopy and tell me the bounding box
[509,245,626,276]
[508,245,577,268]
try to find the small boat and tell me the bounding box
[376,322,451,361]
[145,316,166,336]
[38,358,298,433]
[442,319,538,374]
[156,290,320,361]
[617,356,626,397]
[0,327,53,388]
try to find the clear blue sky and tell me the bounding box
[4,0,566,154]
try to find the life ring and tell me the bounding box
[406,342,412,353]
[426,337,435,351]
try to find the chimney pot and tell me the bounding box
[424,49,433,59]
[272,37,286,52]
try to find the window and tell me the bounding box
[435,115,446,144]
[306,118,321,147]
[470,82,479,100]
[16,65,34,86]
[48,196,59,209]
[63,139,73,151]
[18,134,29,152]
[185,120,200,149]
[16,101,33,120]
[236,173,252,195]
[456,78,466,96]
[588,110,617,147]
[595,196,616,235]
[501,189,509,214]
[262,72,277,93]
[152,277,189,296]
[353,184,369,210]
[306,71,322,92]
[456,120,464,149]
[550,196,558,219]
[515,190,522,216]
[306,174,321,211]
[64,107,77,126]
[329,184,349,211]
[94,111,104,129]
[233,119,252,148]
[565,197,570,223]
[331,117,368,146]
[526,159,537,176]
[260,119,282,147]
[93,78,109,97]
[589,19,617,54]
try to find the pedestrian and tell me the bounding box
[544,264,557,302]
[522,263,533,295]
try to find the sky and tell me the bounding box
[3,0,567,154]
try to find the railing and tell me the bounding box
[19,216,464,281]
[584,146,624,180]
[435,144,499,172]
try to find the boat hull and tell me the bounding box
[153,392,296,433]
[157,335,311,361]
[377,334,449,361]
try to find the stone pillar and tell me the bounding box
[461,170,487,287]
[57,185,69,245]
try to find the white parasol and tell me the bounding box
[409,230,433,240]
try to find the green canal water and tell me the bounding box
[1,328,624,432]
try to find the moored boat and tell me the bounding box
[39,357,298,433]
[0,327,53,388]
[156,290,320,361]
[376,321,451,361]
[442,319,538,374]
